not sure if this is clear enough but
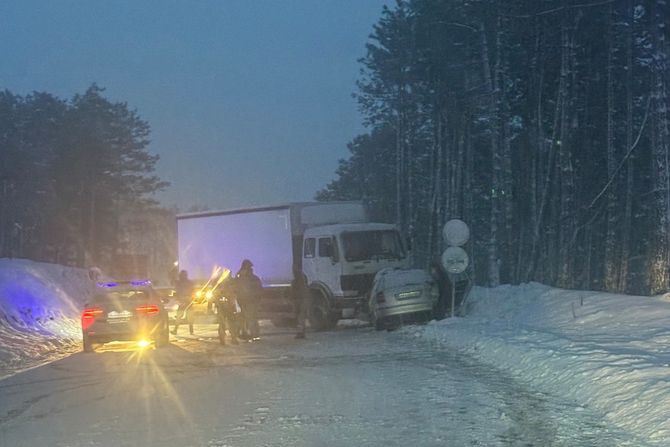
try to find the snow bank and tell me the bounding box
[0,258,95,379]
[413,282,670,444]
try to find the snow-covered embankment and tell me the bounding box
[413,282,670,443]
[0,259,94,379]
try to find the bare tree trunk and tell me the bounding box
[428,108,441,260]
[395,109,403,232]
[526,62,562,283]
[648,0,670,293]
[455,128,465,218]
[465,121,476,281]
[558,19,576,287]
[502,104,515,283]
[619,0,635,292]
[480,21,501,286]
[604,4,619,291]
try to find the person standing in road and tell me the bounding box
[236,259,262,340]
[172,270,194,335]
[216,279,239,345]
[291,267,310,339]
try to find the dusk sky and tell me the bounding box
[0,0,389,211]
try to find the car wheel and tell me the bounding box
[83,334,94,353]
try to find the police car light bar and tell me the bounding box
[130,279,152,286]
[96,280,152,288]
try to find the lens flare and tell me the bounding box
[137,339,151,349]
[195,266,231,300]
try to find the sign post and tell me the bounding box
[441,219,470,318]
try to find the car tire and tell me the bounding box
[83,334,94,353]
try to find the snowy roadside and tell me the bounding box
[409,282,670,444]
[0,258,94,380]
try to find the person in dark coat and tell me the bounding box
[291,267,311,339]
[172,270,194,335]
[236,259,262,340]
[216,278,239,345]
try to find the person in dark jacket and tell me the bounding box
[216,278,239,345]
[236,259,262,340]
[172,270,194,335]
[291,267,311,339]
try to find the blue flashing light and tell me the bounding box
[96,280,151,288]
[130,279,152,286]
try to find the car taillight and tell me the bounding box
[135,304,160,315]
[376,291,386,303]
[81,307,103,330]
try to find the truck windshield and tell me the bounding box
[341,230,405,262]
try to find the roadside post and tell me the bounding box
[441,219,470,318]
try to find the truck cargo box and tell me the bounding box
[177,206,293,287]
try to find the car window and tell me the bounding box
[304,238,316,258]
[318,237,333,258]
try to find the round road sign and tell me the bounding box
[443,219,470,246]
[441,246,469,274]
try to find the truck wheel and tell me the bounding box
[309,293,334,332]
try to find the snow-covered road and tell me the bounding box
[0,323,642,447]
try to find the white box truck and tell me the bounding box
[176,201,409,330]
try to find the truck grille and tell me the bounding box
[340,274,376,296]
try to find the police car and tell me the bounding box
[81,280,170,352]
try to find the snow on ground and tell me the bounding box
[2,256,670,444]
[412,282,670,444]
[0,258,94,379]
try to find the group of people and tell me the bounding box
[171,259,311,343]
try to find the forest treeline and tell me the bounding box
[319,0,670,294]
[0,85,166,268]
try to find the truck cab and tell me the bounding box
[302,223,409,328]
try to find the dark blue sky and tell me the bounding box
[0,0,389,210]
